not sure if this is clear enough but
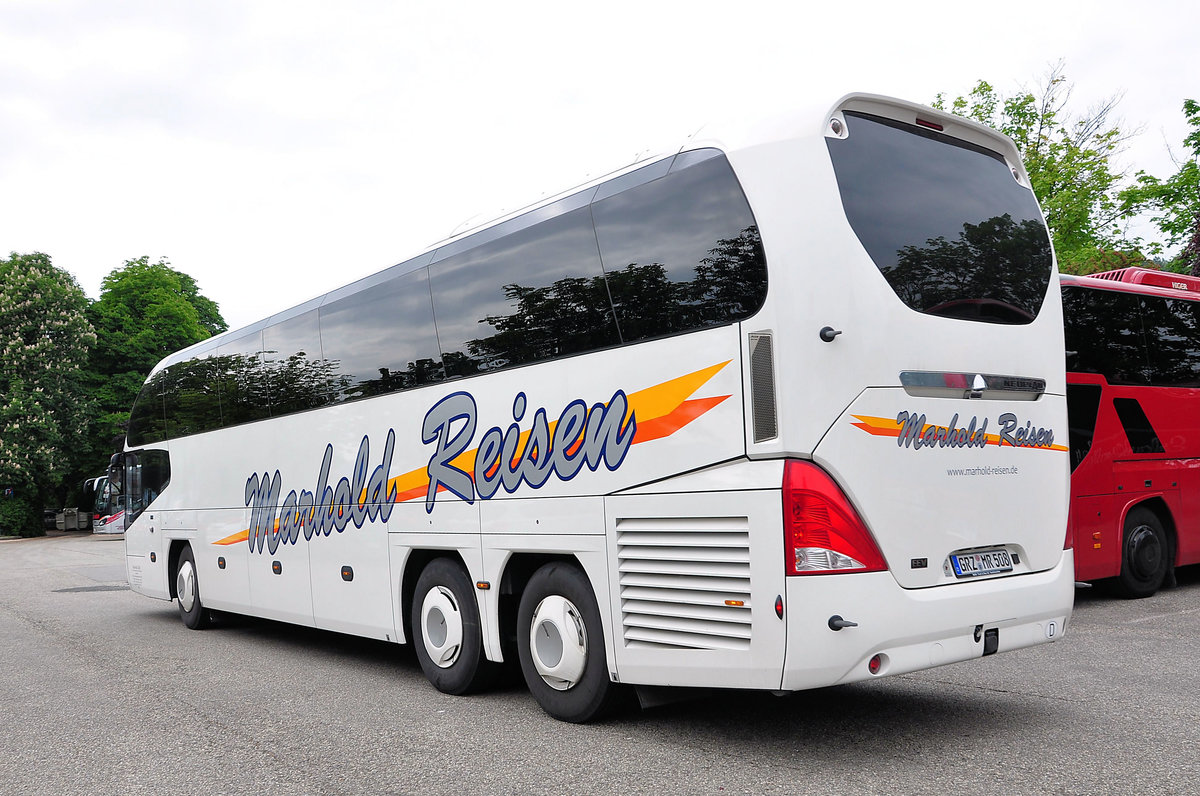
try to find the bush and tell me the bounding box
[0,493,43,537]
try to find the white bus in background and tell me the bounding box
[112,93,1074,722]
[81,475,122,534]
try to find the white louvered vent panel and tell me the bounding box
[616,516,752,650]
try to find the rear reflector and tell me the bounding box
[783,460,887,575]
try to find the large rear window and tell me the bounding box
[827,112,1052,324]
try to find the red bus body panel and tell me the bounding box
[1063,270,1200,582]
[1068,374,1200,580]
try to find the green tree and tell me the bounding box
[1126,99,1200,273]
[0,253,96,536]
[934,65,1151,273]
[82,257,227,475]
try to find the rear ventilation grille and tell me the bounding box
[749,332,777,442]
[616,516,752,651]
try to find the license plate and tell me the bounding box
[949,548,1013,578]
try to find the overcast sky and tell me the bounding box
[2,0,1195,331]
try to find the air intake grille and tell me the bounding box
[1088,268,1131,281]
[749,333,777,442]
[616,516,752,651]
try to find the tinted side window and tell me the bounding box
[591,153,767,343]
[1142,296,1200,387]
[1062,287,1149,384]
[1066,384,1102,472]
[135,149,767,437]
[127,369,170,446]
[262,309,334,415]
[319,268,443,401]
[215,332,270,426]
[1113,397,1165,454]
[129,449,171,521]
[113,449,171,525]
[165,356,223,439]
[430,206,619,378]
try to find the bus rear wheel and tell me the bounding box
[1116,507,1169,599]
[411,558,497,695]
[516,562,626,723]
[176,545,212,629]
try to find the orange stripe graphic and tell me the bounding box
[635,395,730,444]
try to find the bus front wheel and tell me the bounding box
[1116,507,1169,599]
[411,558,496,695]
[517,562,626,723]
[176,545,211,629]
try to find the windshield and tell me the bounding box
[827,112,1052,324]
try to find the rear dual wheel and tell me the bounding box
[517,562,626,723]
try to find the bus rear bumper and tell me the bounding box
[780,550,1074,690]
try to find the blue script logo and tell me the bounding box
[421,389,636,512]
[244,431,397,554]
[894,410,1055,451]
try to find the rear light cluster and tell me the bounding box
[783,460,887,576]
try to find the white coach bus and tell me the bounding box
[113,93,1074,722]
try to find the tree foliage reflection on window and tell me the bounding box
[888,214,1052,323]
[466,226,766,368]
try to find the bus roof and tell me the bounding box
[151,92,1028,377]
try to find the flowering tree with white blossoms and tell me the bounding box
[0,252,95,536]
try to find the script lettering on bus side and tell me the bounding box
[896,411,989,449]
[894,410,1054,451]
[997,412,1055,448]
[421,389,636,513]
[244,430,397,555]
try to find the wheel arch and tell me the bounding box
[167,539,189,600]
[1124,496,1178,569]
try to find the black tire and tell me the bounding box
[411,558,497,695]
[516,561,626,723]
[1116,506,1170,599]
[176,545,212,629]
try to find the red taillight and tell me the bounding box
[783,460,887,575]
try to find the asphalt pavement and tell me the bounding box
[1,531,1197,795]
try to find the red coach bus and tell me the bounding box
[1062,267,1200,597]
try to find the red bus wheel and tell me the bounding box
[1116,507,1169,599]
